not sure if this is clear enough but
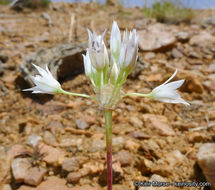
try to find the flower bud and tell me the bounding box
[119,29,138,71]
[87,29,109,70]
[110,21,121,59]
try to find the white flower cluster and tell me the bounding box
[24,21,189,107]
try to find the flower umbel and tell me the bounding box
[23,64,62,94]
[151,69,189,105]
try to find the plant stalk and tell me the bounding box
[104,110,113,190]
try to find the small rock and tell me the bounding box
[7,144,28,160]
[138,23,176,52]
[83,161,104,175]
[1,184,12,190]
[171,48,183,59]
[0,147,11,184]
[38,143,65,165]
[136,158,155,175]
[175,32,190,43]
[188,51,200,59]
[201,16,215,27]
[43,131,58,146]
[60,137,83,148]
[19,43,87,87]
[12,158,31,182]
[67,172,82,184]
[125,140,140,152]
[129,131,150,139]
[129,116,143,129]
[90,138,106,152]
[197,143,215,190]
[143,114,175,136]
[112,137,125,151]
[0,54,8,63]
[114,150,132,166]
[0,64,4,76]
[181,74,203,93]
[112,185,129,190]
[189,31,215,48]
[76,118,89,130]
[99,161,123,185]
[165,150,185,166]
[18,185,35,190]
[71,185,101,190]
[144,52,156,60]
[139,174,168,190]
[24,167,47,186]
[67,168,90,184]
[62,158,80,172]
[27,135,42,147]
[188,132,207,143]
[36,176,70,190]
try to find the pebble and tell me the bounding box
[197,143,215,190]
[24,167,47,186]
[138,23,176,52]
[171,48,183,59]
[27,135,42,147]
[175,32,190,43]
[144,52,156,60]
[11,158,30,182]
[112,137,125,151]
[18,186,35,190]
[62,158,80,172]
[181,74,203,93]
[0,147,11,184]
[99,161,123,185]
[114,150,133,166]
[143,114,175,136]
[139,174,168,190]
[0,54,8,63]
[165,150,185,166]
[43,131,58,147]
[75,118,89,130]
[71,185,101,190]
[188,51,200,59]
[38,143,65,165]
[37,176,70,190]
[125,140,140,152]
[129,116,143,129]
[83,161,104,175]
[1,184,12,190]
[129,131,150,140]
[7,144,28,161]
[67,168,90,184]
[90,138,105,152]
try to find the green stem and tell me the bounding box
[104,110,112,190]
[123,92,152,98]
[59,89,94,100]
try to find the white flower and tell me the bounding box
[110,61,119,84]
[23,64,62,94]
[110,21,121,59]
[87,29,109,70]
[119,29,138,70]
[151,69,189,105]
[83,51,92,77]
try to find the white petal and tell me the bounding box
[161,69,178,86]
[164,79,185,90]
[110,21,121,53]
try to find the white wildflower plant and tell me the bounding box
[24,21,189,109]
[23,21,189,190]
